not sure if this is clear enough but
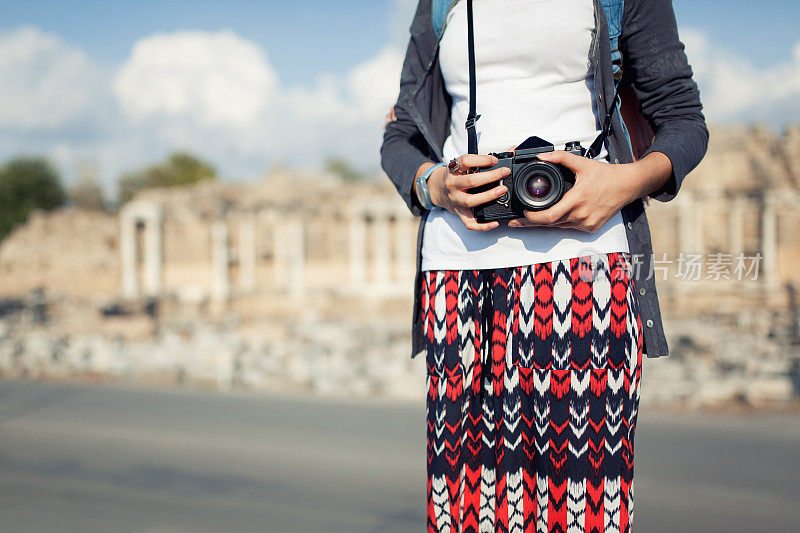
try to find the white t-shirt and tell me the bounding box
[421,0,629,271]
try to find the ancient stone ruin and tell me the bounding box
[1,125,799,409]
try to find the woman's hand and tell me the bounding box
[507,150,672,231]
[425,154,511,231]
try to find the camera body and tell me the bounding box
[470,136,586,223]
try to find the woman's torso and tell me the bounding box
[421,0,630,271]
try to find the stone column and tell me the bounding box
[143,209,163,297]
[273,217,305,296]
[211,221,230,302]
[762,194,778,289]
[394,212,415,283]
[729,196,744,256]
[287,218,305,298]
[371,209,392,291]
[273,220,287,289]
[239,213,257,292]
[120,211,138,299]
[120,201,162,299]
[349,207,367,289]
[675,191,696,310]
[678,190,695,254]
[694,193,705,258]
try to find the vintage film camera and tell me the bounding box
[470,136,586,223]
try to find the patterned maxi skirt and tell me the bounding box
[421,251,643,533]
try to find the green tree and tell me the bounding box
[0,156,67,240]
[117,151,217,205]
[324,157,364,182]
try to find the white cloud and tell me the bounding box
[11,19,788,186]
[0,23,407,183]
[0,26,107,131]
[682,28,800,125]
[286,46,403,124]
[113,30,277,129]
[347,46,405,121]
[11,21,800,189]
[107,29,405,176]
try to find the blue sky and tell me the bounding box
[0,0,406,85]
[0,0,798,188]
[2,0,797,77]
[673,0,799,66]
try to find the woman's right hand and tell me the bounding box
[427,154,511,231]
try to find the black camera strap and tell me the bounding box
[585,89,621,159]
[466,0,480,155]
[464,0,620,160]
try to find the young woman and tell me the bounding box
[381,0,708,531]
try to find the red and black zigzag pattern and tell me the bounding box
[421,252,643,533]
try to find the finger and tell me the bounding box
[458,212,500,231]
[509,217,581,229]
[459,154,498,169]
[455,183,509,208]
[454,166,511,190]
[507,217,573,228]
[508,217,538,227]
[382,106,396,130]
[537,150,590,173]
[522,193,579,225]
[508,217,558,227]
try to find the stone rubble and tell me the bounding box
[0,125,799,410]
[0,298,797,410]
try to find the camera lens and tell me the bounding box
[525,175,551,198]
[514,161,564,210]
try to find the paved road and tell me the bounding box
[0,380,798,532]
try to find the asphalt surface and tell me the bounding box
[0,379,798,532]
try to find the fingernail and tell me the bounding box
[491,156,499,164]
[502,167,511,176]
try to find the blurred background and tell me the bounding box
[0,1,798,532]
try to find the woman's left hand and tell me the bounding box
[507,150,671,232]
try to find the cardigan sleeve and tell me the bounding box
[380,2,434,217]
[621,0,709,202]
